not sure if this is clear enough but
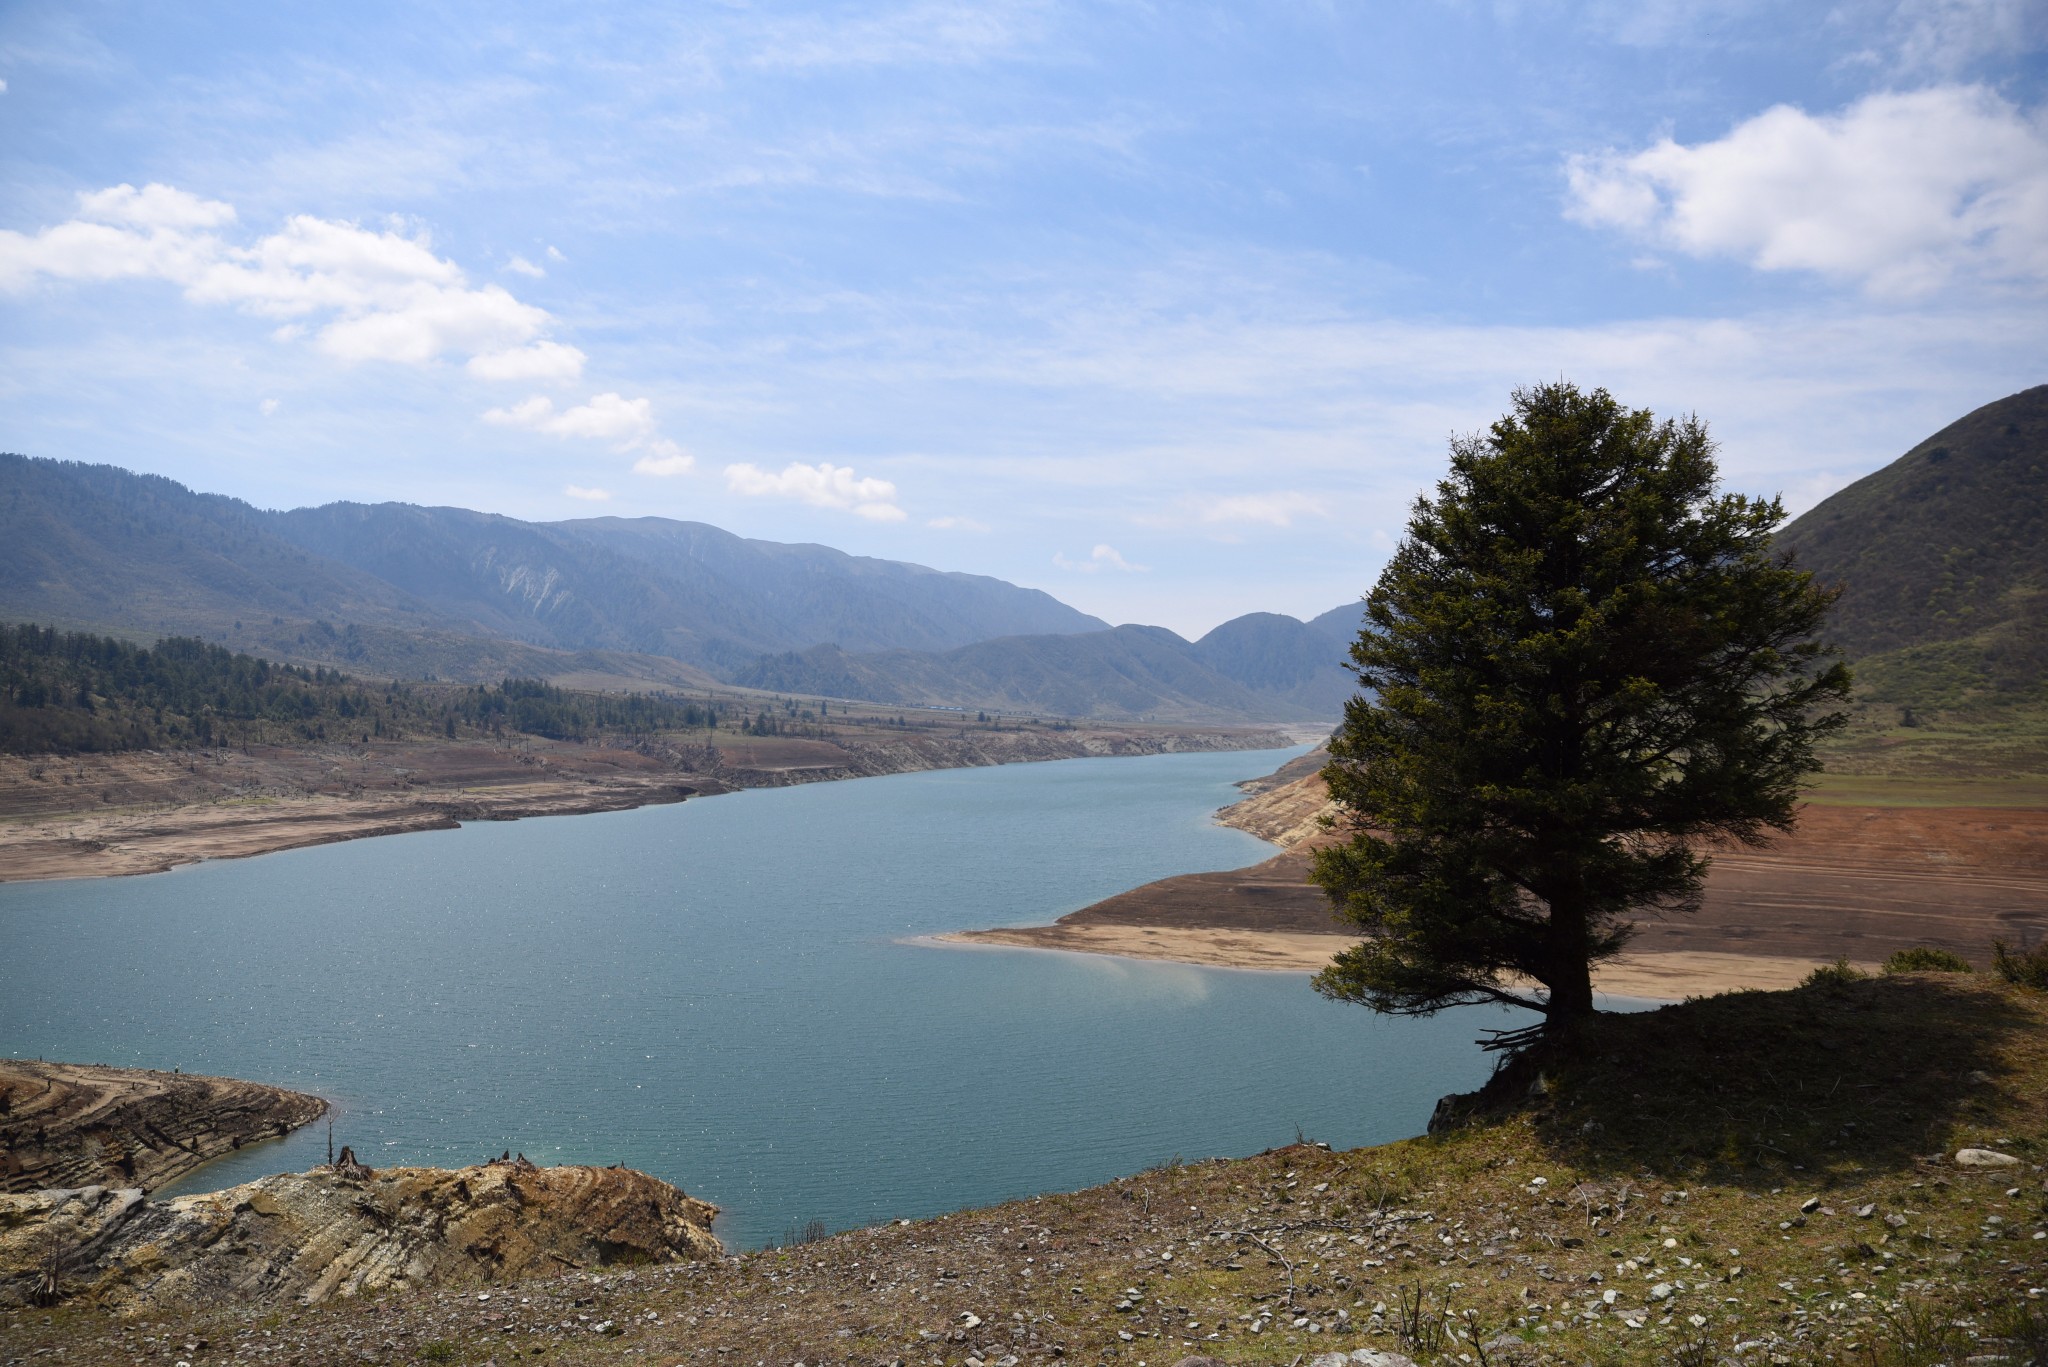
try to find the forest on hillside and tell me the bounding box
[0,624,727,755]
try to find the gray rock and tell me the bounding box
[1308,1352,1420,1367]
[1650,1282,1675,1300]
[1954,1148,2020,1168]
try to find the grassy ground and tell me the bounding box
[7,973,2044,1367]
[1814,697,2048,806]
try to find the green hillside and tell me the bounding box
[0,623,725,755]
[1780,384,2048,709]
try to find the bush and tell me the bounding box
[1991,939,2048,989]
[1803,957,1869,988]
[1882,946,1975,974]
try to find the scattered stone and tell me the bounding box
[1650,1283,1674,1301]
[1308,1352,1420,1367]
[1954,1149,2020,1168]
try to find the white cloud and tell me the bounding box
[466,340,586,382]
[258,397,279,417]
[927,514,991,531]
[563,484,612,501]
[1054,543,1147,573]
[1880,0,2046,77]
[546,245,566,262]
[506,255,546,278]
[633,442,696,477]
[0,183,575,367]
[1192,491,1326,527]
[484,391,658,444]
[724,460,906,520]
[1565,86,2048,295]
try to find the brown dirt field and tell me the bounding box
[948,800,2048,991]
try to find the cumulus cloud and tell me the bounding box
[0,182,579,366]
[1054,544,1146,573]
[1565,86,2048,295]
[466,340,587,382]
[484,391,658,443]
[564,485,612,501]
[505,254,546,278]
[633,442,696,477]
[724,460,906,520]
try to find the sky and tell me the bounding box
[2,1,2045,637]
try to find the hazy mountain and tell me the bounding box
[1306,601,1366,646]
[1189,611,1355,715]
[733,607,1378,723]
[1778,384,2048,707]
[0,456,1109,684]
[735,623,1330,722]
[557,517,1104,661]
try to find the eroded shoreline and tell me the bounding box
[0,723,1290,883]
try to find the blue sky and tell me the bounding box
[3,1,2044,635]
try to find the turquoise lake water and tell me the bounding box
[0,746,1533,1247]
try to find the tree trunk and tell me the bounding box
[1544,957,1596,1027]
[1542,889,1597,1028]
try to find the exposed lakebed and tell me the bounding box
[1,746,1527,1247]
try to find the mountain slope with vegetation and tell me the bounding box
[1780,384,2048,709]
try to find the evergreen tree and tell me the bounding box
[1311,383,1851,1039]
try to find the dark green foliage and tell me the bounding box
[0,623,722,755]
[1803,957,1869,988]
[1992,938,2048,989]
[1311,383,1852,1030]
[1881,945,1974,974]
[1777,384,2048,707]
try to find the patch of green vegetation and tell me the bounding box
[1993,938,2048,989]
[1883,947,1974,975]
[0,622,728,755]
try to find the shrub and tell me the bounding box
[1991,939,2048,989]
[1882,946,1974,974]
[1803,957,1869,988]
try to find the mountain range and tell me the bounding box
[0,454,1363,722]
[14,384,2024,725]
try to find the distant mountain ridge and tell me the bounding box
[0,453,1109,679]
[1778,384,2048,707]
[0,453,1366,721]
[734,610,1363,722]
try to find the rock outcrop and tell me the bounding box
[0,1060,327,1194]
[0,1157,720,1312]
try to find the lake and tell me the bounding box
[0,746,1532,1248]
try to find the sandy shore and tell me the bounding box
[927,927,1859,1000]
[931,745,2048,1001]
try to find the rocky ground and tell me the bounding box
[0,1158,719,1316]
[0,722,1287,883]
[0,1063,326,1195]
[4,973,2042,1367]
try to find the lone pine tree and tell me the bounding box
[1312,382,1851,1039]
